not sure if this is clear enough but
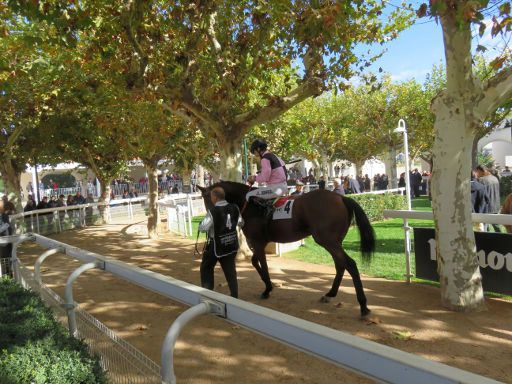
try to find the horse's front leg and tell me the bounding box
[251,245,273,299]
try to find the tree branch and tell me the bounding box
[5,125,26,151]
[206,11,235,104]
[83,147,103,181]
[477,67,512,117]
[234,77,324,131]
[179,86,224,137]
[122,0,149,88]
[162,103,194,122]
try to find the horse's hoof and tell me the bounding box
[360,308,372,319]
[320,295,331,303]
[260,292,270,299]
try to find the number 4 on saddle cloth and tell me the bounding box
[250,196,295,221]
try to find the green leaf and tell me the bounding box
[479,22,486,37]
[476,44,487,53]
[499,2,511,16]
[416,3,428,18]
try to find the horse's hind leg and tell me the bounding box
[251,245,273,299]
[318,241,370,318]
[321,259,345,302]
[343,250,371,318]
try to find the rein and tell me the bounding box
[194,228,207,256]
[240,200,248,215]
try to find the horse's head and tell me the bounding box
[197,181,249,210]
[197,184,215,211]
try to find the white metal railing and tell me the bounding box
[383,210,512,283]
[157,193,207,237]
[0,234,502,384]
[9,197,149,235]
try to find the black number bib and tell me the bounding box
[211,204,240,258]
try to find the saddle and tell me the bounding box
[250,195,298,221]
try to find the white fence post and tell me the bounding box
[35,247,65,285]
[161,300,224,384]
[64,261,105,337]
[403,217,412,283]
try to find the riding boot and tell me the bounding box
[249,197,275,220]
[264,200,275,221]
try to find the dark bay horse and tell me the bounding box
[197,181,376,317]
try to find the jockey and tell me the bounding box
[246,139,288,213]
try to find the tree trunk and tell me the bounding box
[196,165,205,187]
[384,146,398,188]
[181,163,191,193]
[0,160,22,212]
[145,161,159,239]
[431,101,485,311]
[431,13,485,311]
[219,144,243,182]
[353,160,364,178]
[320,154,329,177]
[98,178,112,224]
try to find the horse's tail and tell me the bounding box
[341,196,376,263]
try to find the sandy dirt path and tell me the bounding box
[16,222,512,383]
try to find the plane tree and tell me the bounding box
[0,7,69,207]
[22,1,411,180]
[418,0,512,311]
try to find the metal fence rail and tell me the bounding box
[9,197,149,236]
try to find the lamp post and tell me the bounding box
[394,119,412,210]
[394,119,413,283]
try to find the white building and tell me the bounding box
[478,121,512,170]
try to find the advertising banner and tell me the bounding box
[414,228,512,295]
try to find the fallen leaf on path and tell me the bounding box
[334,302,343,308]
[232,325,241,330]
[392,330,413,340]
[137,325,148,331]
[362,317,382,325]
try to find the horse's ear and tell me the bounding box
[196,185,205,192]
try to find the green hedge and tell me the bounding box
[500,176,512,198]
[347,192,408,222]
[0,279,107,384]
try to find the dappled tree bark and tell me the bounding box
[97,177,112,224]
[353,160,364,179]
[384,147,398,189]
[218,143,243,182]
[144,160,160,239]
[196,165,205,187]
[0,159,23,212]
[431,8,512,311]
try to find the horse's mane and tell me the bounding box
[210,180,250,207]
[211,180,250,193]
